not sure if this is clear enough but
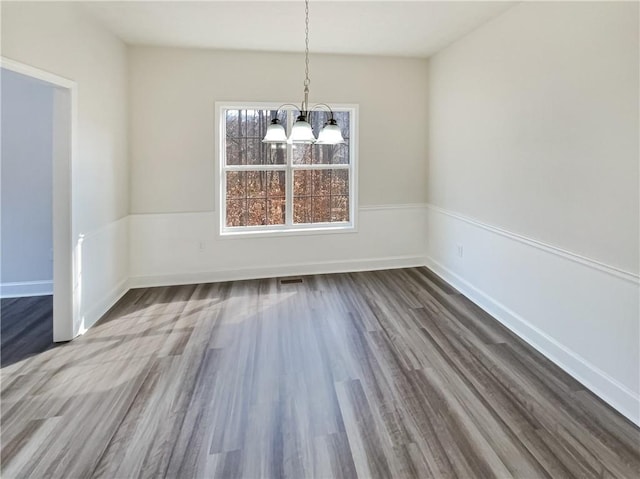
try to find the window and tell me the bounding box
[217,103,357,236]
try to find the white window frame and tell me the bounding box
[215,101,358,238]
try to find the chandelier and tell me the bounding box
[262,0,345,145]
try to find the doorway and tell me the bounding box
[1,59,77,362]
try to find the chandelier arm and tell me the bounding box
[309,103,336,122]
[271,103,303,122]
[276,103,302,114]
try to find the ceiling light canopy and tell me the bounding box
[262,0,345,145]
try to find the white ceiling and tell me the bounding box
[82,1,517,58]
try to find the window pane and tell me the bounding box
[247,199,267,226]
[293,168,349,225]
[312,144,327,165]
[239,139,287,166]
[226,138,244,165]
[227,110,286,165]
[292,143,312,165]
[331,195,349,222]
[245,109,262,138]
[226,170,286,227]
[246,139,261,166]
[331,170,348,195]
[293,170,311,196]
[246,171,267,198]
[329,142,350,165]
[293,143,349,165]
[264,142,286,165]
[267,170,286,197]
[306,143,348,165]
[312,170,331,196]
[268,198,286,225]
[312,196,331,223]
[293,196,311,224]
[225,110,244,137]
[226,171,245,199]
[226,199,246,226]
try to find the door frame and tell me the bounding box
[1,57,78,342]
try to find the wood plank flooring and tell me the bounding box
[1,296,55,368]
[1,267,639,478]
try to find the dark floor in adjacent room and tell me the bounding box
[1,268,639,478]
[1,295,55,368]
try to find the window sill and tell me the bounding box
[219,224,357,239]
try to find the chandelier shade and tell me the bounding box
[262,118,288,143]
[316,119,345,145]
[289,115,316,143]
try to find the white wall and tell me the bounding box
[426,1,640,424]
[1,2,130,331]
[128,46,428,284]
[1,69,54,297]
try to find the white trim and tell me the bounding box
[427,204,639,284]
[361,203,428,211]
[0,58,75,89]
[290,163,350,170]
[79,277,129,334]
[219,223,357,240]
[1,57,78,342]
[127,203,426,217]
[1,281,53,298]
[223,164,287,171]
[129,255,425,289]
[424,256,640,426]
[224,164,350,171]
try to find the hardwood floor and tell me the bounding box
[1,268,639,478]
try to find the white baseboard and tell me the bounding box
[78,277,129,334]
[424,256,640,426]
[129,255,426,289]
[1,280,53,298]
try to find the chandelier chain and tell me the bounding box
[263,0,345,145]
[304,0,310,90]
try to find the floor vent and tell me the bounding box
[280,277,303,284]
